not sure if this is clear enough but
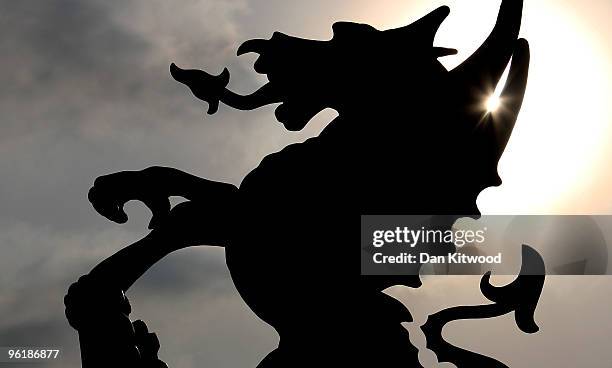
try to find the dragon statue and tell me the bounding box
[64,0,545,366]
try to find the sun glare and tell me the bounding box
[485,94,501,113]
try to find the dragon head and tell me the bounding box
[171,0,528,215]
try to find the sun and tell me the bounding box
[485,94,501,113]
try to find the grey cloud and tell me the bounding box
[0,0,294,231]
[0,1,283,367]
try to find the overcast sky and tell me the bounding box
[1,1,612,367]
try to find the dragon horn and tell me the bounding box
[450,0,524,89]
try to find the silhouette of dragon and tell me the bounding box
[64,1,546,367]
